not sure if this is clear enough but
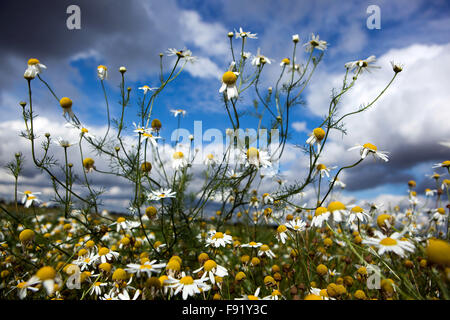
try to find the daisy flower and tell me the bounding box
[166,272,210,300]
[315,164,336,178]
[311,207,330,228]
[117,289,141,300]
[59,97,76,119]
[241,241,263,249]
[264,289,285,300]
[306,127,326,150]
[29,266,61,296]
[251,48,272,66]
[172,151,188,170]
[204,153,218,166]
[19,190,42,208]
[390,61,404,73]
[326,201,349,223]
[348,143,389,162]
[147,188,177,201]
[170,109,186,117]
[262,193,274,205]
[442,179,450,190]
[54,136,76,148]
[24,58,46,79]
[276,225,289,244]
[280,58,290,67]
[235,27,257,39]
[139,85,158,94]
[110,217,140,232]
[347,206,371,225]
[425,188,437,197]
[97,65,108,80]
[345,56,379,73]
[92,247,120,264]
[432,208,448,224]
[362,231,415,257]
[125,260,167,277]
[73,251,96,271]
[89,281,108,296]
[287,218,306,232]
[14,279,40,299]
[332,177,346,189]
[193,259,228,284]
[304,33,328,52]
[245,147,272,168]
[219,62,239,100]
[433,160,450,169]
[167,48,197,63]
[258,244,276,259]
[205,231,233,248]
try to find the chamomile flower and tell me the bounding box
[276,225,289,244]
[258,244,276,259]
[315,164,335,178]
[347,206,371,225]
[306,127,326,150]
[172,151,188,170]
[14,279,40,299]
[60,97,76,119]
[245,147,272,168]
[235,27,257,39]
[332,177,346,189]
[251,48,272,66]
[19,190,42,208]
[194,259,228,284]
[139,85,158,94]
[348,143,389,162]
[264,289,285,300]
[219,62,239,100]
[205,231,233,248]
[89,281,108,296]
[117,289,141,300]
[241,241,263,248]
[73,251,96,271]
[166,272,210,300]
[54,136,76,148]
[24,58,46,79]
[170,109,187,117]
[167,48,197,63]
[304,33,328,52]
[425,188,437,197]
[433,160,450,169]
[125,260,167,277]
[345,56,379,73]
[287,218,306,232]
[326,201,349,223]
[29,266,60,296]
[280,58,290,67]
[262,193,274,205]
[147,188,177,201]
[362,231,415,257]
[97,65,108,80]
[92,247,120,264]
[432,208,448,224]
[442,179,450,190]
[311,207,330,228]
[204,153,218,166]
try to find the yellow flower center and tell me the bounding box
[212,232,224,239]
[98,65,107,70]
[28,58,40,65]
[351,206,363,213]
[441,160,450,168]
[98,247,110,256]
[204,260,217,271]
[277,225,287,233]
[315,207,328,216]
[36,266,56,280]
[207,153,214,160]
[281,58,290,65]
[437,208,446,215]
[327,201,346,212]
[317,164,327,170]
[313,127,326,140]
[24,190,32,195]
[117,217,126,223]
[246,147,259,159]
[363,143,377,151]
[180,276,194,285]
[222,71,237,85]
[379,237,398,246]
[173,151,184,159]
[60,97,73,109]
[17,282,28,289]
[260,244,269,251]
[248,295,259,300]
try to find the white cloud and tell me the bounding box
[291,121,308,133]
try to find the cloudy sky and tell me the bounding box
[0,0,449,211]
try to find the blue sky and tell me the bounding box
[0,0,449,210]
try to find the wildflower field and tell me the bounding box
[1,10,450,302]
